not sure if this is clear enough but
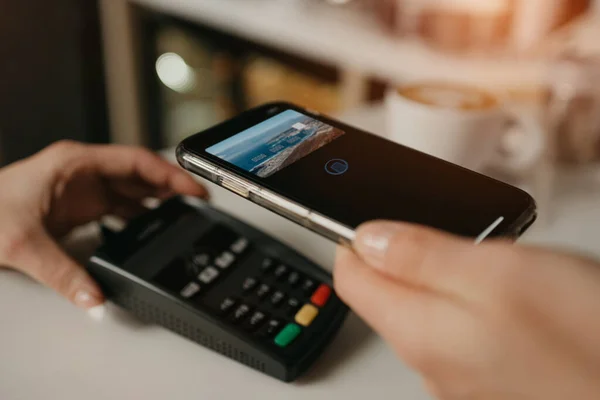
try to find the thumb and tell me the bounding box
[16,232,105,314]
[352,220,480,296]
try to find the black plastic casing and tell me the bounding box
[87,197,349,382]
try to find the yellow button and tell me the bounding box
[294,304,319,327]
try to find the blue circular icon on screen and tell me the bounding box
[325,159,349,176]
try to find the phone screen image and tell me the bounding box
[183,104,535,239]
[207,110,346,178]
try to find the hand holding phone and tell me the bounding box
[177,102,536,243]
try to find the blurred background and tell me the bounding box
[0,0,598,155]
[2,0,600,243]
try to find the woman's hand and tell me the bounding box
[0,141,207,314]
[334,221,600,400]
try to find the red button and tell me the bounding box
[311,284,331,307]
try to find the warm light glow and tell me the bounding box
[155,52,196,93]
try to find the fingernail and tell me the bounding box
[74,289,103,310]
[354,221,406,270]
[87,305,106,322]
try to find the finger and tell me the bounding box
[109,181,180,214]
[110,179,183,202]
[353,220,496,297]
[88,145,209,199]
[155,188,178,200]
[333,246,439,367]
[109,179,158,200]
[16,232,105,312]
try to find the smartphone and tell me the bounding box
[177,102,537,244]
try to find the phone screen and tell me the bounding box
[206,110,346,178]
[185,104,535,238]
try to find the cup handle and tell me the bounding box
[493,106,547,174]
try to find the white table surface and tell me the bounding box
[2,107,600,400]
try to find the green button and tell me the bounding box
[274,323,302,347]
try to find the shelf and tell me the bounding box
[133,0,551,88]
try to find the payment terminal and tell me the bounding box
[87,196,349,382]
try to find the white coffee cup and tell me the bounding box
[385,82,546,173]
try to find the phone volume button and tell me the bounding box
[221,178,250,198]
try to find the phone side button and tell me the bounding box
[221,178,250,198]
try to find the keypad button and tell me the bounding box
[192,253,211,268]
[301,279,316,295]
[215,251,236,269]
[242,277,258,292]
[260,257,274,273]
[245,311,267,331]
[285,297,301,315]
[230,237,249,254]
[219,297,237,315]
[295,304,319,327]
[274,265,288,280]
[256,283,271,299]
[262,319,283,338]
[311,284,332,307]
[274,323,302,347]
[198,266,219,284]
[231,304,251,323]
[186,253,210,276]
[270,291,285,307]
[287,271,301,287]
[180,282,201,299]
[185,258,203,277]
